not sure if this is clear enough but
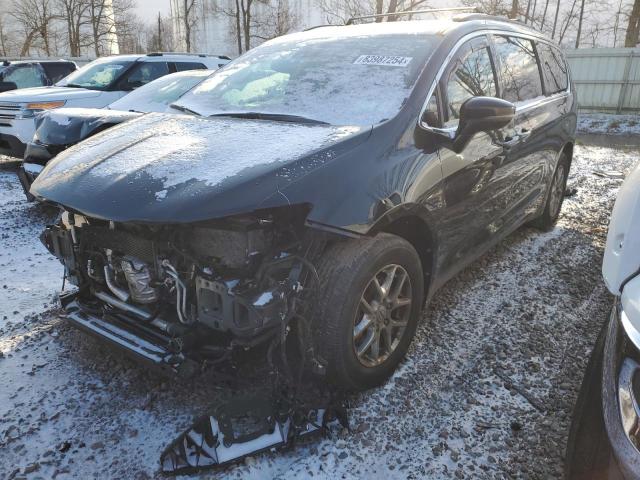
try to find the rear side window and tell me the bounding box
[174,62,206,71]
[493,36,543,103]
[443,39,497,127]
[2,64,45,88]
[121,62,170,90]
[536,43,568,95]
[42,63,76,83]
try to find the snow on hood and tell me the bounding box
[32,112,365,222]
[0,86,103,103]
[603,159,640,294]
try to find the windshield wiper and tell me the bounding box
[64,83,85,88]
[209,112,329,125]
[170,104,202,116]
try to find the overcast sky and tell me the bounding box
[135,0,172,21]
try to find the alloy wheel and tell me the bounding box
[352,264,413,367]
[549,163,566,219]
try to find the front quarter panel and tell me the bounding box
[264,120,444,235]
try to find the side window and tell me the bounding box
[443,41,497,128]
[122,62,169,90]
[42,63,76,84]
[3,65,45,88]
[422,90,441,128]
[493,36,543,103]
[174,62,207,72]
[536,43,568,95]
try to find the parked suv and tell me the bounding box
[0,60,77,93]
[34,14,575,391]
[0,53,230,157]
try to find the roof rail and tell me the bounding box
[146,52,230,60]
[346,7,477,25]
[452,13,529,27]
[303,24,334,31]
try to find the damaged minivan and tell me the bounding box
[32,15,575,391]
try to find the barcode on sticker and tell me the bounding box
[354,55,413,67]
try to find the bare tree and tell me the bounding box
[575,0,586,47]
[460,0,514,17]
[58,0,91,56]
[510,0,518,17]
[316,0,372,24]
[116,11,145,53]
[625,0,640,46]
[551,0,560,37]
[0,14,10,56]
[539,0,550,29]
[252,0,298,41]
[318,0,432,25]
[87,0,133,56]
[179,0,199,52]
[147,13,174,52]
[10,0,59,56]
[210,0,257,54]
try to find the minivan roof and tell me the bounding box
[300,13,552,44]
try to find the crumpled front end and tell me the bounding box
[42,205,322,375]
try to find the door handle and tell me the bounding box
[519,128,531,140]
[495,135,519,148]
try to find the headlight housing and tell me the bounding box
[18,101,66,118]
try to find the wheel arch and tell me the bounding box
[560,141,574,169]
[368,206,438,296]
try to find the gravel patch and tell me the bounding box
[0,137,638,479]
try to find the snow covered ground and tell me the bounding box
[0,122,639,479]
[577,113,640,136]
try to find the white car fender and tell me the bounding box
[603,160,640,294]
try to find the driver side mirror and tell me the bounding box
[0,81,18,93]
[452,96,515,153]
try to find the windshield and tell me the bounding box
[57,57,133,90]
[109,71,210,112]
[174,32,438,126]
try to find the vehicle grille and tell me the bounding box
[0,103,21,111]
[0,103,20,125]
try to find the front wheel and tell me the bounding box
[312,233,424,391]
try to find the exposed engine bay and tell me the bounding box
[41,206,351,473]
[41,206,328,375]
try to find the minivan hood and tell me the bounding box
[31,113,367,222]
[0,86,103,103]
[603,160,640,294]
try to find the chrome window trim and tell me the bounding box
[419,28,571,132]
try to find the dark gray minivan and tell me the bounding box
[35,12,575,391]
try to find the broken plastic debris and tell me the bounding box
[160,393,346,475]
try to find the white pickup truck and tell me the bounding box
[0,52,230,158]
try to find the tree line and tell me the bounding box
[0,0,639,59]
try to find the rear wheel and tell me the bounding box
[533,153,570,231]
[312,233,424,391]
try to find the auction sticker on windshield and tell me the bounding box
[353,55,413,67]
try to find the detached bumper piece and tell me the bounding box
[161,394,347,475]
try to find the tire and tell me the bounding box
[312,233,424,391]
[532,153,570,231]
[564,322,611,479]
